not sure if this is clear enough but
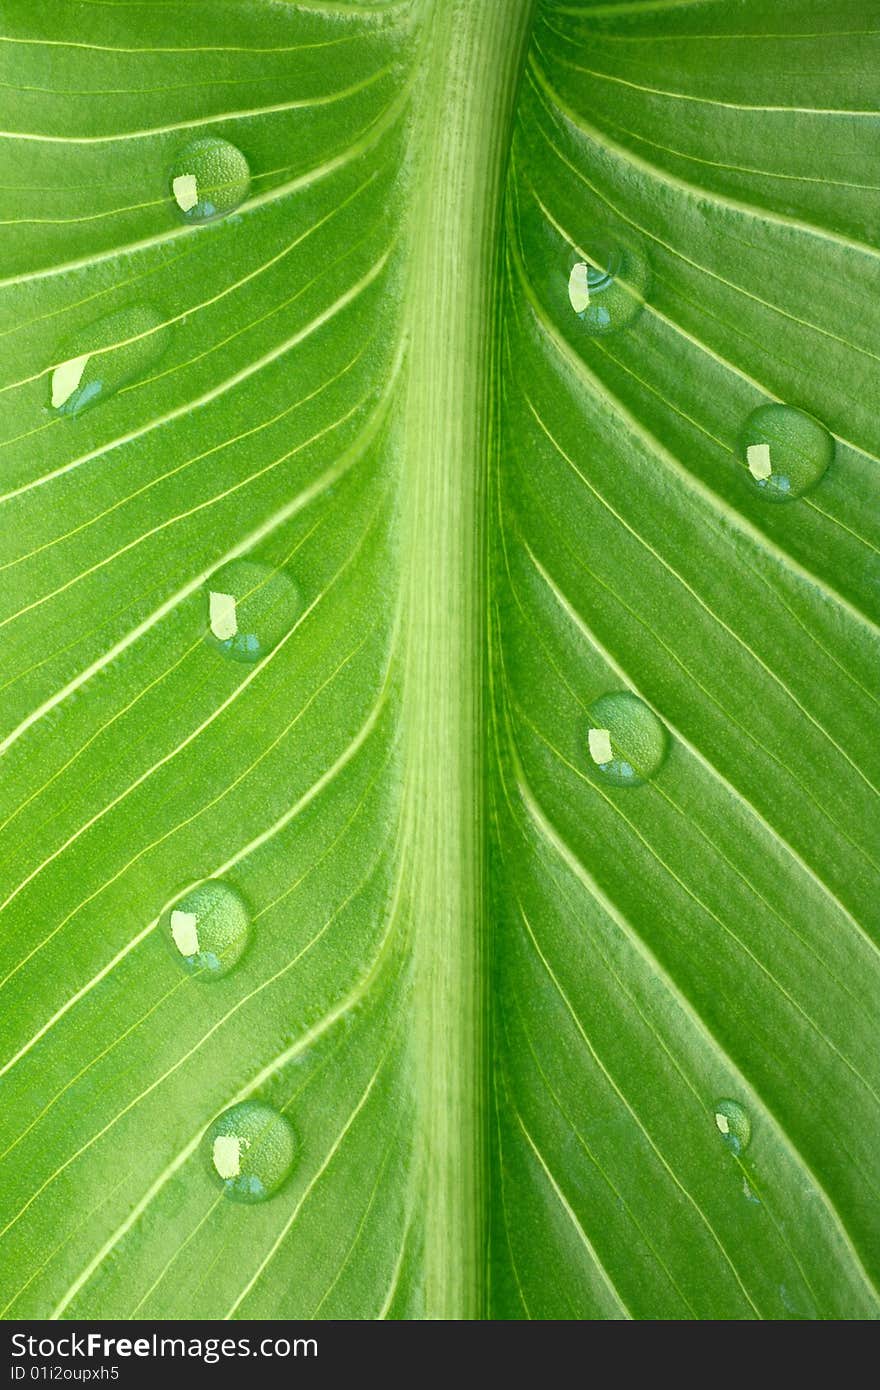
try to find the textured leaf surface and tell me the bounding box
[0,0,877,1321]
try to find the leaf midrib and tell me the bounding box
[401,0,534,1318]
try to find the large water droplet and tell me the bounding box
[170,137,251,222]
[204,560,303,664]
[587,691,668,788]
[740,403,834,501]
[207,1101,296,1203]
[714,1098,751,1154]
[163,880,251,979]
[50,305,170,416]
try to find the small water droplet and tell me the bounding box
[162,880,250,979]
[50,305,170,416]
[564,230,649,335]
[778,1282,816,1318]
[587,691,668,788]
[739,403,834,501]
[714,1098,751,1154]
[204,560,303,664]
[170,137,251,222]
[207,1101,296,1203]
[521,201,650,338]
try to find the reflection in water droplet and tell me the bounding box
[207,1101,296,1203]
[587,691,668,788]
[740,403,834,501]
[204,559,303,665]
[170,137,251,222]
[567,261,591,315]
[50,305,170,416]
[163,880,250,979]
[714,1098,751,1154]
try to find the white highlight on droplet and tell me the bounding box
[173,173,199,212]
[747,443,772,480]
[51,354,90,408]
[568,261,591,314]
[588,728,613,765]
[170,909,199,958]
[213,1135,244,1179]
[715,1111,730,1135]
[209,590,238,641]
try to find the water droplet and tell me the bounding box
[162,880,250,979]
[170,137,251,222]
[521,200,650,338]
[207,1101,296,1203]
[204,560,303,664]
[714,1098,751,1154]
[564,230,650,335]
[50,305,170,416]
[740,403,834,501]
[587,691,668,788]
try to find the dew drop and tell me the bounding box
[170,137,251,222]
[50,305,170,417]
[714,1098,751,1155]
[586,691,668,788]
[521,200,650,339]
[207,1101,296,1203]
[204,559,303,664]
[563,228,650,336]
[162,879,250,979]
[739,403,834,501]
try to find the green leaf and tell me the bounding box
[0,0,877,1321]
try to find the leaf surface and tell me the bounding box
[0,0,876,1321]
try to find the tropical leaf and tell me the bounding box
[0,0,877,1322]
